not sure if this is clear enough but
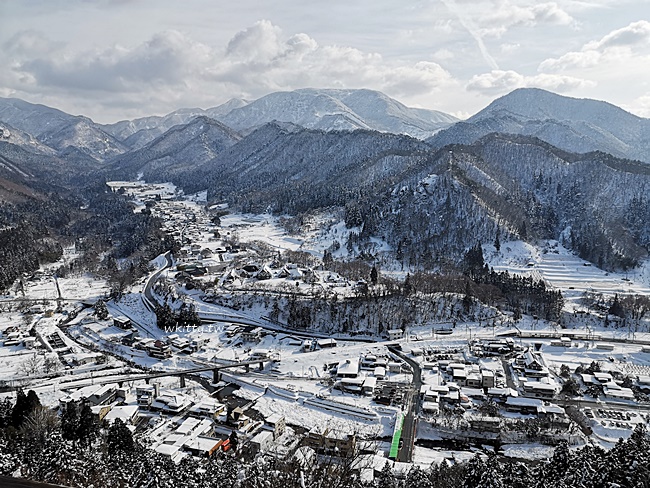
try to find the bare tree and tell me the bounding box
[20,406,60,444]
[20,354,43,376]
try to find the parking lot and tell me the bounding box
[584,407,646,430]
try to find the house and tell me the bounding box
[518,350,549,377]
[250,430,274,454]
[522,381,557,398]
[486,387,515,402]
[387,362,402,373]
[387,329,404,341]
[422,400,440,414]
[113,315,132,330]
[249,349,271,360]
[154,444,183,463]
[62,352,103,366]
[594,372,614,383]
[318,338,337,348]
[360,354,378,370]
[451,368,467,386]
[265,413,286,440]
[151,392,190,413]
[188,398,226,419]
[467,415,501,433]
[147,340,172,359]
[136,384,159,408]
[338,377,365,394]
[87,384,117,406]
[176,417,213,437]
[323,430,357,458]
[505,397,544,415]
[465,373,482,388]
[240,326,263,342]
[362,376,377,396]
[227,406,250,429]
[90,405,112,421]
[169,337,192,354]
[373,366,386,380]
[293,446,316,469]
[306,425,329,450]
[104,405,139,425]
[183,436,223,457]
[603,383,635,400]
[337,358,360,378]
[225,325,241,338]
[481,370,495,389]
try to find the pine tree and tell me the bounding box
[322,250,333,268]
[77,402,99,447]
[370,265,378,284]
[106,418,135,454]
[60,402,80,441]
[11,389,40,428]
[608,294,625,318]
[94,299,109,320]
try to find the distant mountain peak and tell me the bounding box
[215,88,458,139]
[429,87,650,163]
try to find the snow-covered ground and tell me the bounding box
[487,240,650,300]
[2,181,650,469]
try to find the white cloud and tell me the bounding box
[433,48,455,61]
[624,93,650,118]
[585,19,650,50]
[466,69,594,95]
[225,20,285,63]
[500,43,521,55]
[2,21,457,121]
[480,1,575,37]
[540,20,650,71]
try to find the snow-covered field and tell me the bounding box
[488,240,650,299]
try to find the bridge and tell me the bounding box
[56,357,276,391]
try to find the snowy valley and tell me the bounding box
[0,87,649,487]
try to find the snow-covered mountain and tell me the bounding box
[107,116,241,179]
[155,124,649,270]
[102,89,457,145]
[0,122,58,156]
[0,97,126,161]
[217,88,458,138]
[428,88,650,163]
[1,88,649,271]
[102,98,248,149]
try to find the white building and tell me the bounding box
[250,430,274,454]
[337,358,360,378]
[387,329,403,341]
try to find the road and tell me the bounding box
[500,357,517,390]
[142,251,173,312]
[388,346,422,463]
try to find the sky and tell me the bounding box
[0,0,649,123]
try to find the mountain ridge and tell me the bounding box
[428,87,650,163]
